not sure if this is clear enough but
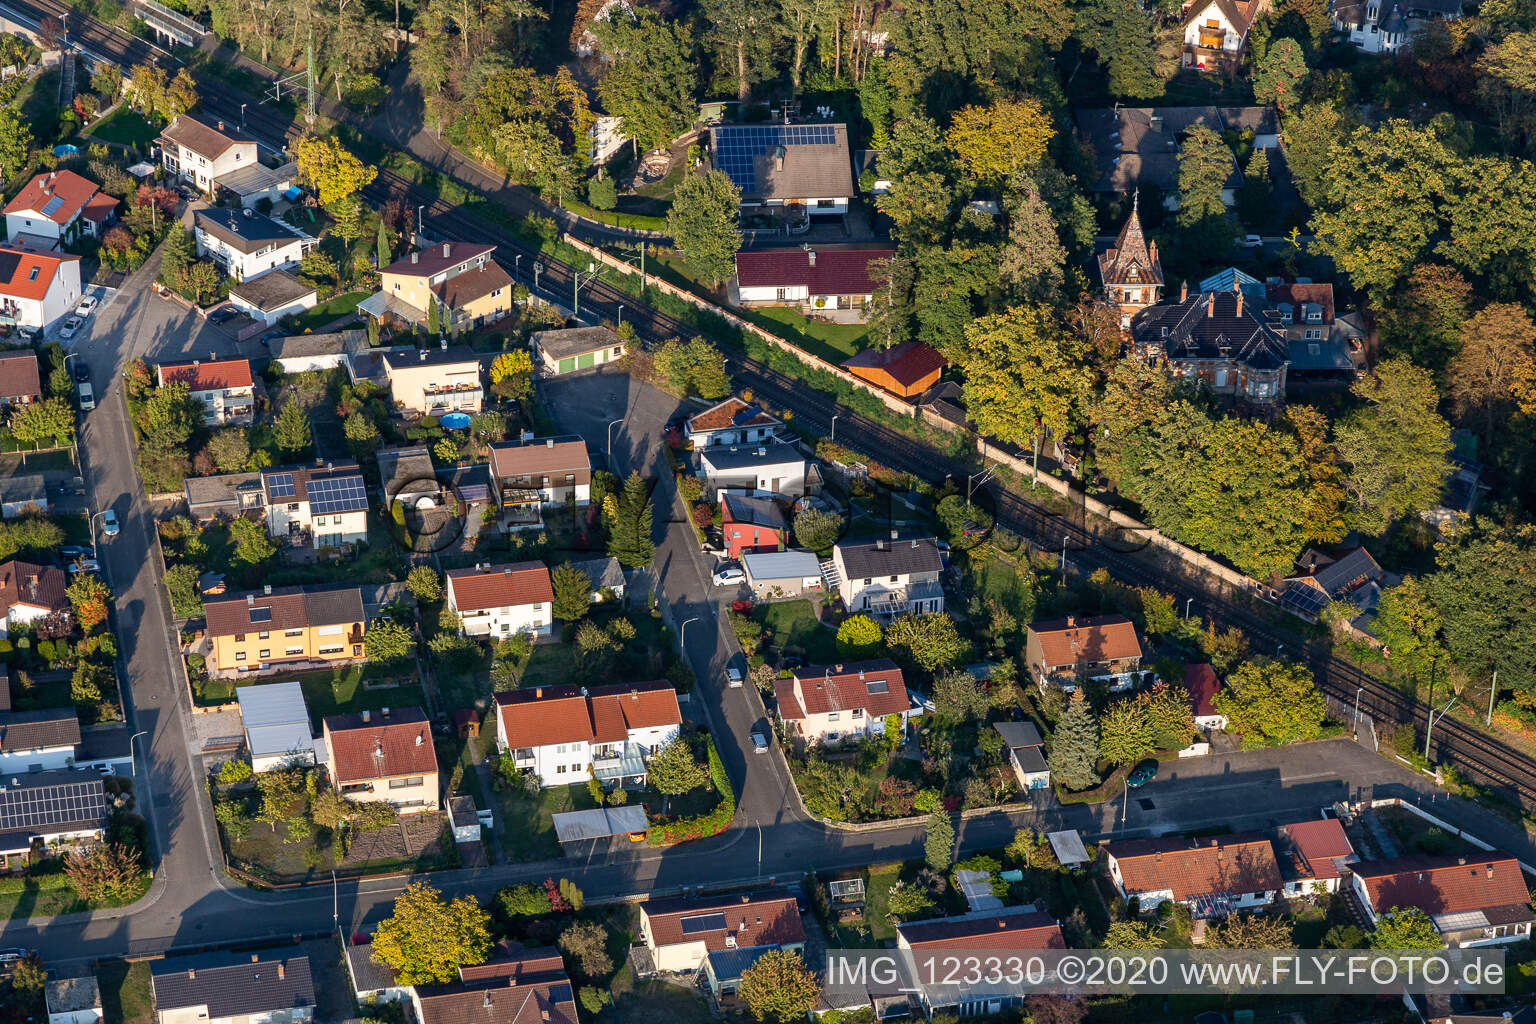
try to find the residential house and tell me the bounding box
[444,561,555,640]
[841,341,947,400]
[150,950,315,1024]
[0,771,104,869]
[227,270,318,327]
[1277,546,1389,626]
[1352,854,1535,947]
[3,170,117,245]
[343,940,409,1006]
[638,891,805,976]
[1131,284,1289,417]
[214,160,299,210]
[684,397,782,449]
[376,446,439,510]
[236,681,316,772]
[193,208,307,283]
[203,584,365,674]
[157,359,256,426]
[1264,280,1364,389]
[0,472,48,518]
[184,471,264,523]
[1025,615,1145,692]
[45,976,103,1024]
[830,536,945,617]
[0,559,71,628]
[721,493,788,559]
[1275,818,1357,898]
[533,325,626,376]
[261,461,370,550]
[569,556,625,603]
[323,707,440,814]
[1181,0,1267,71]
[489,437,592,517]
[266,330,358,374]
[0,349,41,406]
[410,945,577,1024]
[896,907,1064,1018]
[1333,0,1462,52]
[0,243,82,330]
[157,114,259,195]
[1099,202,1164,328]
[1075,106,1242,207]
[495,679,683,788]
[733,245,894,323]
[1184,663,1228,731]
[1103,833,1285,917]
[994,721,1050,791]
[360,243,513,332]
[0,692,82,773]
[699,441,808,497]
[710,123,855,219]
[742,549,825,600]
[774,658,910,746]
[381,345,484,415]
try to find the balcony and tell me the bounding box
[592,742,647,784]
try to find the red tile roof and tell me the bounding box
[0,245,79,302]
[1280,819,1354,881]
[415,946,577,1024]
[0,350,42,401]
[0,559,69,617]
[488,437,590,482]
[899,910,1065,951]
[1184,663,1221,718]
[686,397,780,435]
[841,341,947,390]
[776,659,909,720]
[642,892,804,951]
[324,707,439,783]
[1030,615,1144,669]
[446,561,554,612]
[81,191,119,224]
[1355,854,1532,919]
[3,171,104,226]
[735,246,894,296]
[157,358,255,392]
[495,680,682,749]
[1106,833,1284,900]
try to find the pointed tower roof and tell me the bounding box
[1098,200,1164,289]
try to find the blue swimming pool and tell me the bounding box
[440,412,473,429]
[53,144,79,157]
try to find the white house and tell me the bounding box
[830,536,944,617]
[1184,663,1229,731]
[1332,0,1462,53]
[236,681,316,772]
[444,561,555,639]
[227,269,318,326]
[343,941,410,1007]
[638,892,805,974]
[897,908,1064,1018]
[157,358,255,426]
[4,170,117,245]
[1352,854,1535,947]
[994,721,1050,791]
[261,462,370,550]
[741,549,824,600]
[46,976,103,1024]
[698,441,807,496]
[710,123,854,218]
[0,772,104,869]
[322,707,440,814]
[0,244,82,331]
[151,951,316,1024]
[1025,615,1146,693]
[193,208,307,283]
[1275,818,1357,898]
[495,680,682,788]
[684,397,782,448]
[733,246,893,323]
[1103,833,1283,918]
[488,436,592,513]
[773,659,911,747]
[0,706,81,773]
[1181,0,1265,72]
[157,114,259,195]
[0,559,72,628]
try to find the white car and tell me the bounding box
[68,559,101,574]
[75,297,98,317]
[712,565,746,587]
[727,666,744,688]
[59,316,83,340]
[1241,234,1264,248]
[751,731,768,754]
[101,509,119,537]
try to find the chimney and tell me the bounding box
[247,594,254,606]
[251,954,259,963]
[374,739,384,759]
[443,243,451,258]
[217,121,225,131]
[1488,865,1496,879]
[416,732,423,746]
[546,439,554,448]
[1206,292,1215,317]
[187,969,195,980]
[806,249,816,267]
[263,584,272,596]
[382,707,390,718]
[890,529,898,540]
[1235,292,1244,317]
[362,709,370,723]
[535,687,543,698]
[420,350,427,362]
[773,145,785,171]
[1458,856,1466,865]
[277,964,285,980]
[997,919,1007,929]
[910,539,917,548]
[1180,280,1188,302]
[741,894,751,903]
[1066,616,1075,628]
[411,252,418,264]
[1148,241,1157,264]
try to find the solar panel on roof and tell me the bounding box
[40,195,66,218]
[712,124,839,195]
[679,912,728,934]
[266,473,296,499]
[307,475,368,515]
[1280,582,1329,617]
[0,780,104,830]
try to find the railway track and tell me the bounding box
[36,0,1536,806]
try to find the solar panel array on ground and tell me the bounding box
[266,472,296,499]
[307,474,369,515]
[0,778,105,830]
[713,124,838,195]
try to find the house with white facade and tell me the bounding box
[684,397,782,449]
[896,907,1064,1019]
[1103,833,1284,918]
[732,246,893,323]
[45,976,103,1024]
[1025,615,1145,693]
[1275,818,1357,898]
[0,698,82,774]
[4,170,118,246]
[710,123,855,221]
[261,462,370,550]
[994,721,1050,791]
[773,659,910,746]
[830,536,944,618]
[150,950,316,1024]
[488,436,591,520]
[1181,0,1266,71]
[0,771,104,869]
[157,114,259,195]
[1333,0,1462,52]
[638,891,805,975]
[193,208,307,283]
[1184,663,1228,731]
[444,561,555,640]
[322,707,440,814]
[495,679,683,788]
[227,270,318,327]
[0,559,71,629]
[0,244,82,331]
[157,358,255,426]
[1352,853,1535,947]
[698,441,807,496]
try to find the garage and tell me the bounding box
[558,357,576,373]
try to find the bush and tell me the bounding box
[651,734,735,843]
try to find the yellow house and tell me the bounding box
[203,584,365,675]
[359,241,515,332]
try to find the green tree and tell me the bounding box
[792,507,842,551]
[999,179,1068,303]
[1253,38,1308,112]
[667,170,742,287]
[489,350,534,401]
[649,737,709,795]
[1377,264,1472,379]
[558,920,612,976]
[924,810,955,871]
[1213,659,1326,745]
[1176,125,1237,249]
[208,428,251,472]
[341,411,380,460]
[10,397,74,447]
[364,618,416,663]
[427,294,441,336]
[653,338,730,398]
[164,562,203,617]
[498,883,552,917]
[375,216,390,268]
[551,562,593,623]
[0,105,31,180]
[586,175,618,211]
[606,471,655,568]
[1333,358,1453,535]
[931,668,990,723]
[371,882,493,985]
[835,614,882,657]
[1373,576,1445,683]
[0,515,63,561]
[1370,907,1444,950]
[63,842,145,902]
[945,98,1053,182]
[1098,696,1153,768]
[274,399,314,457]
[229,515,276,565]
[885,881,937,922]
[738,948,821,1023]
[1104,920,1164,949]
[405,565,442,602]
[593,11,698,152]
[1049,690,1101,791]
[1425,520,1536,695]
[960,306,1095,452]
[1207,913,1296,949]
[885,613,967,674]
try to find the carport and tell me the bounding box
[552,805,649,860]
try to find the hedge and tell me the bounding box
[651,735,736,844]
[0,869,71,894]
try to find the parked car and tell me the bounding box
[0,948,29,963]
[259,330,284,345]
[1241,234,1264,248]
[68,559,101,574]
[74,297,98,317]
[77,381,94,410]
[779,654,805,671]
[751,731,768,753]
[726,666,743,688]
[73,360,89,383]
[58,316,83,340]
[208,306,239,324]
[712,565,745,587]
[58,545,90,559]
[1127,760,1158,788]
[101,509,119,537]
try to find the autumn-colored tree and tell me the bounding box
[960,306,1095,451]
[945,97,1054,181]
[1448,303,1536,443]
[738,949,821,1022]
[371,882,493,985]
[293,135,379,207]
[66,573,111,633]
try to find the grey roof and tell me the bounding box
[0,707,82,752]
[723,493,787,530]
[994,721,1044,750]
[184,472,263,511]
[377,447,438,502]
[345,942,400,995]
[1012,744,1048,773]
[237,681,309,729]
[380,344,481,371]
[1131,290,1289,372]
[711,123,854,203]
[742,549,822,581]
[1287,337,1356,373]
[835,536,943,579]
[533,326,625,361]
[151,950,316,1017]
[229,269,315,312]
[1075,107,1242,193]
[0,472,46,505]
[570,556,624,593]
[195,208,303,255]
[551,804,647,842]
[1308,547,1384,598]
[215,160,297,196]
[46,976,101,1014]
[267,330,359,362]
[706,944,779,983]
[699,441,805,472]
[0,666,9,711]
[1214,106,1280,135]
[0,769,104,836]
[439,462,491,503]
[1046,829,1091,866]
[76,725,133,764]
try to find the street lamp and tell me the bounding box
[514,254,521,285]
[617,304,624,330]
[129,730,148,777]
[830,414,839,442]
[754,819,763,880]
[1353,684,1365,736]
[606,418,623,472]
[1425,695,1458,761]
[89,509,107,559]
[680,616,700,652]
[240,103,247,131]
[417,205,425,238]
[1184,597,1193,622]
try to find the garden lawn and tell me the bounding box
[605,968,716,1024]
[495,781,599,862]
[0,871,149,922]
[743,305,871,364]
[287,291,371,332]
[253,665,425,730]
[863,861,903,941]
[98,961,155,1024]
[88,108,160,147]
[754,599,839,664]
